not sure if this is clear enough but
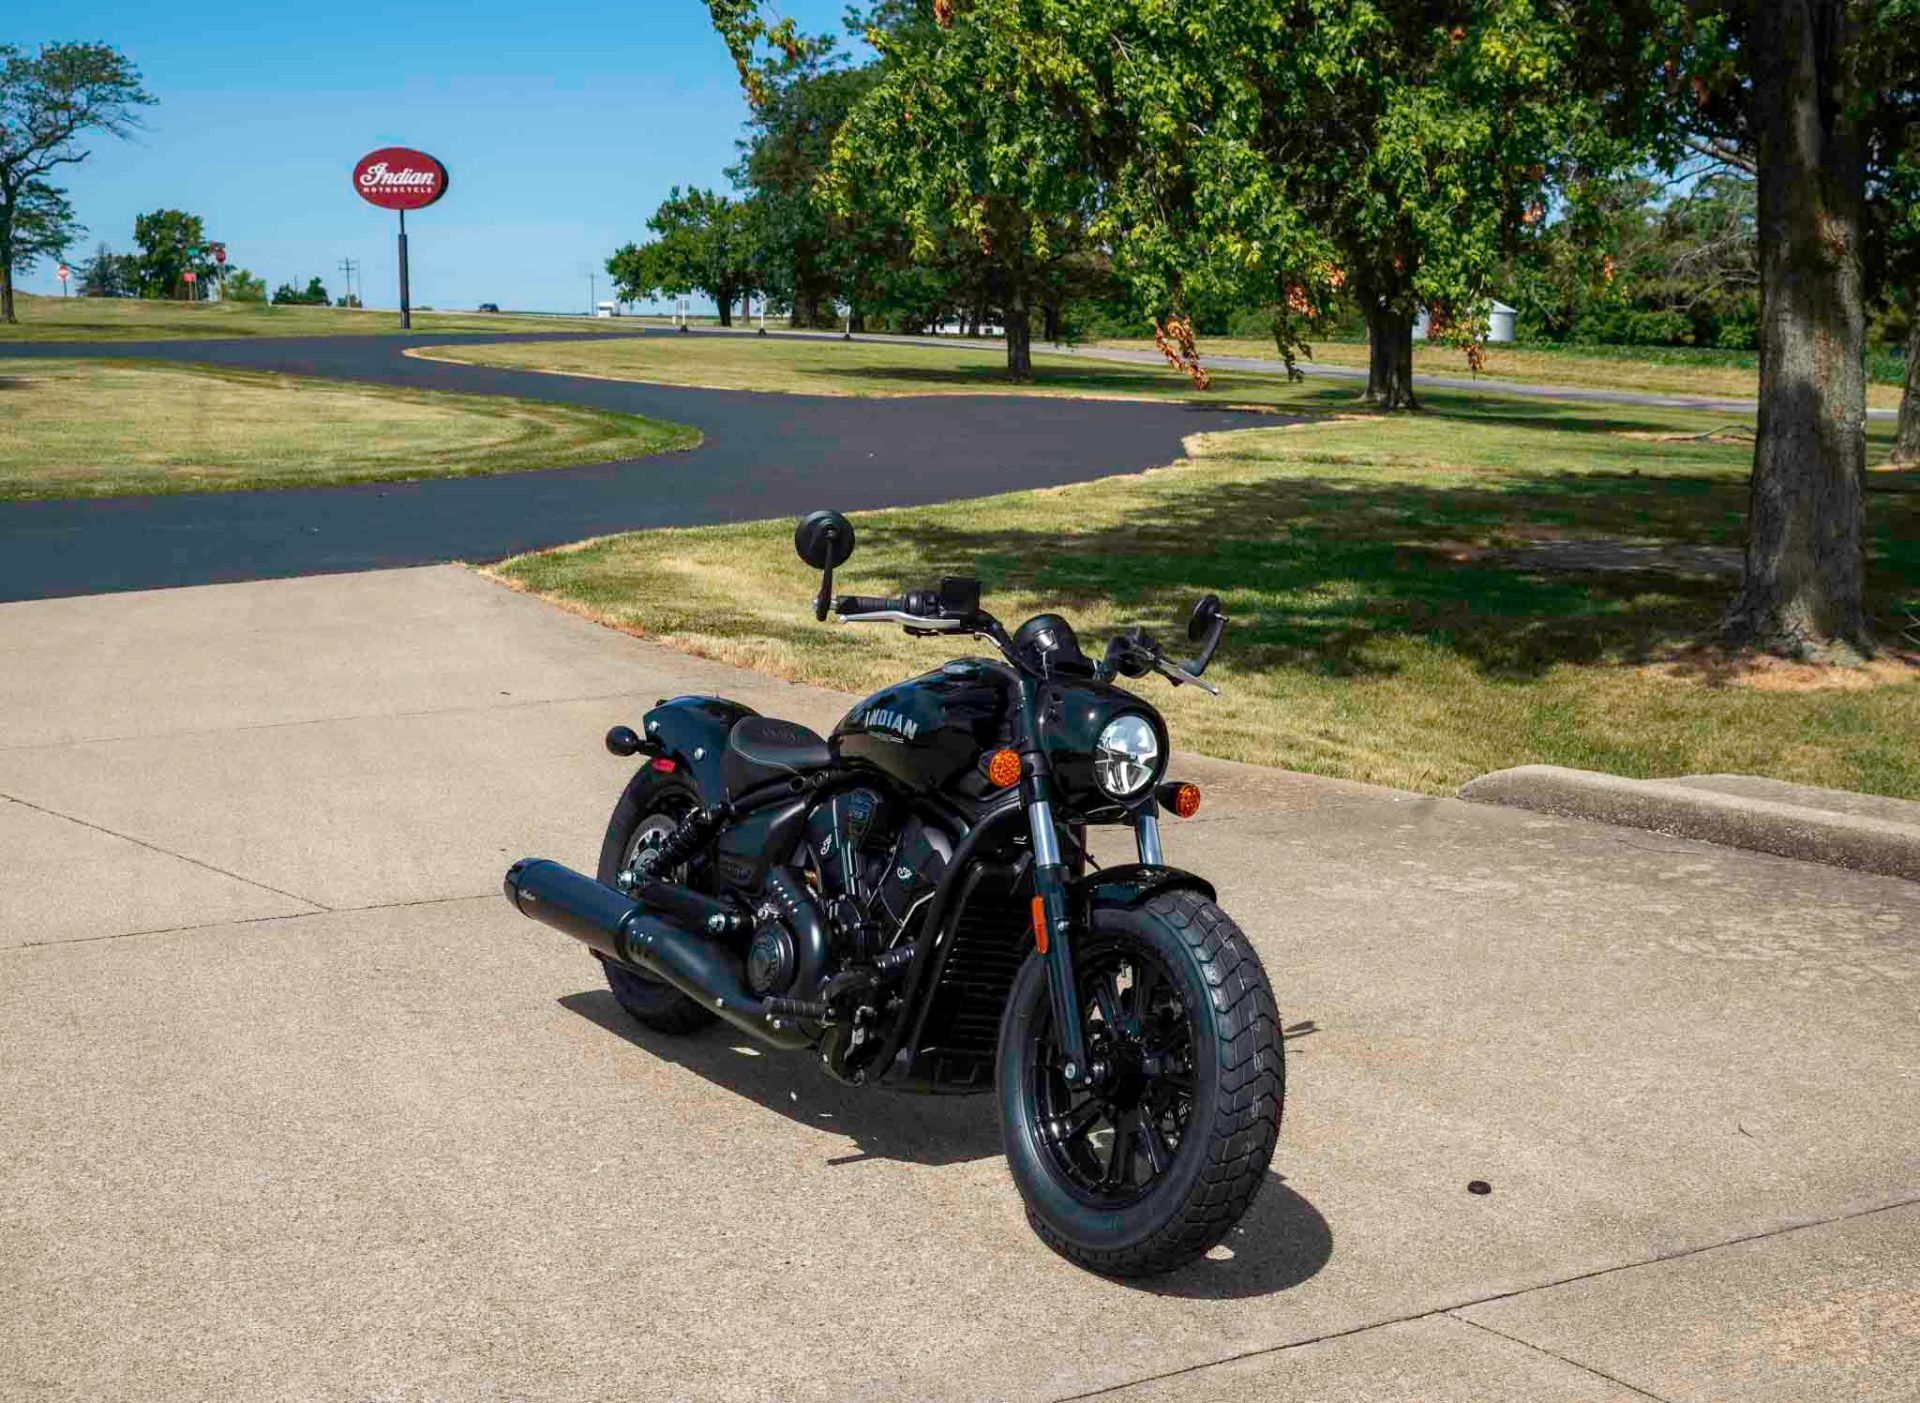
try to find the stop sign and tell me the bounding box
[183,271,197,283]
[56,265,69,282]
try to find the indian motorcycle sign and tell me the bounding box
[351,147,450,211]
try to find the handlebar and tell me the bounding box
[831,583,1222,693]
[835,594,902,616]
[835,590,968,632]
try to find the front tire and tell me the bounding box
[594,770,716,1034]
[997,890,1282,1277]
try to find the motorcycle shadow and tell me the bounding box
[560,989,1003,1166]
[560,989,1332,1299]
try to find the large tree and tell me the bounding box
[608,186,758,325]
[730,40,878,328]
[0,42,152,322]
[1658,0,1919,657]
[824,2,1105,378]
[133,208,219,299]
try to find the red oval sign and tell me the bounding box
[351,147,449,211]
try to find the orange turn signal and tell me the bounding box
[1030,895,1049,953]
[987,748,1022,788]
[1160,781,1202,818]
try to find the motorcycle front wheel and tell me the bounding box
[996,889,1283,1277]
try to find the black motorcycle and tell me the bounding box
[505,511,1283,1276]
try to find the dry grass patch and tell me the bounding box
[0,359,697,499]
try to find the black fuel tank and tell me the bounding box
[831,659,1013,792]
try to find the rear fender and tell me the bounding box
[639,696,758,805]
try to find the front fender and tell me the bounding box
[1071,862,1216,918]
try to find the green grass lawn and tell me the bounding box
[0,359,697,498]
[1091,335,1908,409]
[0,291,686,341]
[411,331,1322,404]
[492,394,1919,799]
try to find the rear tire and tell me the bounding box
[595,770,717,1035]
[997,890,1282,1277]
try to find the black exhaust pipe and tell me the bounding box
[503,859,810,1051]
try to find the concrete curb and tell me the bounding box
[1459,765,1920,883]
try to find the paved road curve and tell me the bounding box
[0,332,1283,602]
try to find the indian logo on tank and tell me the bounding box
[859,707,919,740]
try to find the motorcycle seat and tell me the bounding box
[723,716,833,794]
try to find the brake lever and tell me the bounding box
[1154,655,1221,696]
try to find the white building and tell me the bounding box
[1413,300,1517,343]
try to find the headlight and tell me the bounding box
[1094,714,1160,797]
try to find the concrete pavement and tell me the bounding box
[2,566,1916,1401]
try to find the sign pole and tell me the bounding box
[398,207,411,330]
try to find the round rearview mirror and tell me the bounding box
[1188,593,1223,643]
[795,510,856,570]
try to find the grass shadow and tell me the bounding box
[872,462,1919,683]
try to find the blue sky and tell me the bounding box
[12,2,856,311]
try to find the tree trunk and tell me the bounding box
[1005,276,1033,380]
[849,309,866,333]
[1042,300,1063,344]
[1,261,14,323]
[1722,0,1869,658]
[716,292,733,328]
[1892,313,1920,467]
[1363,304,1418,410]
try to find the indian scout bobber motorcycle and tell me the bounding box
[504,511,1283,1276]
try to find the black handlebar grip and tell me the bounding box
[835,595,899,615]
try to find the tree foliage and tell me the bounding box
[77,240,136,297]
[222,267,266,303]
[270,276,330,306]
[3,180,81,281]
[607,186,759,325]
[0,41,152,321]
[1510,172,1759,348]
[132,208,219,299]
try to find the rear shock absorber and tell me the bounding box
[635,803,729,878]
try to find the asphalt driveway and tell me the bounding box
[0,332,1282,602]
[2,567,1915,1402]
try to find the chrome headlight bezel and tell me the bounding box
[1093,713,1162,798]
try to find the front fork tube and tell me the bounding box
[1026,792,1090,1082]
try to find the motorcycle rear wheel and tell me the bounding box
[594,771,717,1034]
[996,890,1283,1276]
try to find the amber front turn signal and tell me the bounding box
[1157,780,1202,818]
[987,748,1022,788]
[1030,895,1049,953]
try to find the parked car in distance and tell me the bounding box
[477,302,501,313]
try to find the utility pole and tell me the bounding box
[590,271,596,316]
[338,257,360,308]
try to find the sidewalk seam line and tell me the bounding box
[0,788,330,911]
[1047,1195,1920,1402]
[0,686,652,754]
[1,890,495,954]
[1444,1313,1671,1401]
